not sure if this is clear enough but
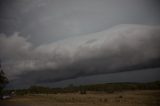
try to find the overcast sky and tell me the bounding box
[0,0,160,88]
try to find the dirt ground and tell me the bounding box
[0,90,160,106]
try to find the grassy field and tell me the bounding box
[0,90,160,106]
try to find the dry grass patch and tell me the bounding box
[0,90,160,106]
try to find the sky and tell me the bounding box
[0,0,160,88]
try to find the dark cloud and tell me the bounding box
[0,0,160,88]
[0,24,160,87]
[0,0,160,45]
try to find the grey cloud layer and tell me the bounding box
[0,24,160,86]
[0,0,160,45]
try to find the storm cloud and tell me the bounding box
[0,24,160,87]
[0,0,160,45]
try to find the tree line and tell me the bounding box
[12,81,160,95]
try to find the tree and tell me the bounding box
[0,61,8,94]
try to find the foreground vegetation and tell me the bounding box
[0,90,160,106]
[0,81,160,106]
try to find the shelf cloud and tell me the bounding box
[0,24,160,87]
